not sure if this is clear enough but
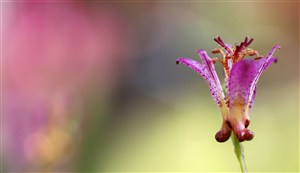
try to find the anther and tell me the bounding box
[211,48,221,54]
[213,36,233,54]
[244,38,254,47]
[254,56,263,60]
[247,38,254,46]
[247,49,258,56]
[212,57,223,64]
[244,37,248,44]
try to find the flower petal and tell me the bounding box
[248,46,280,103]
[253,46,280,82]
[176,58,209,78]
[228,60,256,126]
[177,52,225,106]
[197,50,225,101]
[197,50,223,92]
[248,86,256,109]
[228,59,262,108]
[228,46,280,109]
[227,46,279,142]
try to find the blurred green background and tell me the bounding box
[2,1,299,172]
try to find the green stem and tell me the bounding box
[232,134,247,173]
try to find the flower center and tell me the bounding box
[211,36,263,76]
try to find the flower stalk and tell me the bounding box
[232,134,247,173]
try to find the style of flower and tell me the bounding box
[176,36,280,142]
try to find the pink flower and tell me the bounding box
[176,36,280,142]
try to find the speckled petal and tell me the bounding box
[176,58,209,78]
[228,59,262,108]
[229,46,280,109]
[197,50,224,93]
[227,60,262,142]
[248,86,256,109]
[248,46,280,103]
[177,53,225,106]
[227,45,279,142]
[197,50,225,102]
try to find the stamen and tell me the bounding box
[231,37,257,63]
[211,57,223,64]
[244,37,248,44]
[244,38,254,47]
[254,56,263,60]
[245,48,258,56]
[233,44,242,62]
[211,48,230,76]
[211,48,226,58]
[237,48,260,62]
[211,37,259,76]
[211,46,231,76]
[211,48,221,54]
[213,36,233,54]
[248,51,257,56]
[213,36,225,47]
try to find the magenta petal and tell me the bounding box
[248,46,280,102]
[177,53,224,106]
[264,57,277,70]
[249,86,256,109]
[228,46,280,109]
[197,50,223,90]
[228,59,261,108]
[253,46,280,83]
[176,58,209,78]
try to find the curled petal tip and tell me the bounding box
[176,58,185,65]
[197,49,205,54]
[271,45,281,52]
[275,45,281,49]
[266,45,281,59]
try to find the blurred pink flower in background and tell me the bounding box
[2,2,134,171]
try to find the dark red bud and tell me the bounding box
[215,129,231,143]
[236,129,254,142]
[244,130,254,141]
